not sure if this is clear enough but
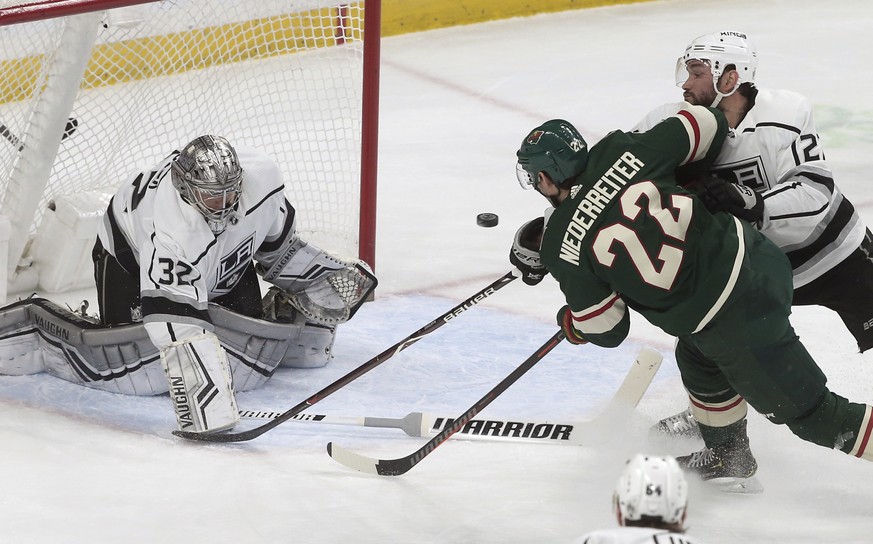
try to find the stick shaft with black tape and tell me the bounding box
[173,270,520,443]
[327,330,565,475]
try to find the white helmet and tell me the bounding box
[613,454,688,526]
[675,31,758,105]
[171,135,243,234]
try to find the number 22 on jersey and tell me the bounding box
[591,181,692,290]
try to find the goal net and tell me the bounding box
[0,0,379,297]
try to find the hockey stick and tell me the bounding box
[0,117,78,151]
[172,270,520,443]
[239,342,661,446]
[238,409,584,445]
[326,330,564,475]
[326,344,663,475]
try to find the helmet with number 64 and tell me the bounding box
[614,453,688,527]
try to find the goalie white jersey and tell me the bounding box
[98,145,295,328]
[635,89,866,288]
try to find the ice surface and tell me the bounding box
[2,0,872,542]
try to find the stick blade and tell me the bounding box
[172,427,262,443]
[564,346,663,445]
[607,347,663,410]
[326,442,381,475]
[327,443,413,476]
[636,346,664,369]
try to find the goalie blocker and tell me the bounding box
[0,289,341,396]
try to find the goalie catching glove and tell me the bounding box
[557,305,588,345]
[693,175,764,225]
[510,217,548,286]
[257,234,377,326]
[284,261,376,326]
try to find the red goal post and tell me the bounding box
[0,0,380,298]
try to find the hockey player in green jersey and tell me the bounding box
[637,30,873,451]
[511,105,872,490]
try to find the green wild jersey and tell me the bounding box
[541,106,746,346]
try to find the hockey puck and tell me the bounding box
[476,212,499,227]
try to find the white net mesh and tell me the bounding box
[0,0,370,272]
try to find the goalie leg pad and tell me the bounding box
[160,332,239,433]
[0,298,169,394]
[0,296,338,396]
[210,300,336,374]
[0,300,45,375]
[280,310,336,369]
[0,332,44,375]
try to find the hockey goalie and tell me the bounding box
[0,135,376,434]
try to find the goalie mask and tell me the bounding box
[614,454,688,527]
[675,31,758,106]
[171,135,243,234]
[516,119,588,190]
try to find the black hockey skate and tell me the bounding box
[651,407,702,439]
[676,420,763,493]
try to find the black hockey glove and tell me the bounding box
[694,175,764,225]
[510,217,549,286]
[556,305,588,345]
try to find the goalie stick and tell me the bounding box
[326,344,663,475]
[172,269,520,443]
[0,117,78,151]
[239,342,661,446]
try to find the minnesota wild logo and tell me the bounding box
[526,130,544,144]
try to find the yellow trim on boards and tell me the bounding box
[0,0,652,104]
[382,0,654,36]
[0,4,365,104]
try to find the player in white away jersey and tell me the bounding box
[575,454,705,544]
[633,32,873,483]
[635,31,873,349]
[94,135,375,433]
